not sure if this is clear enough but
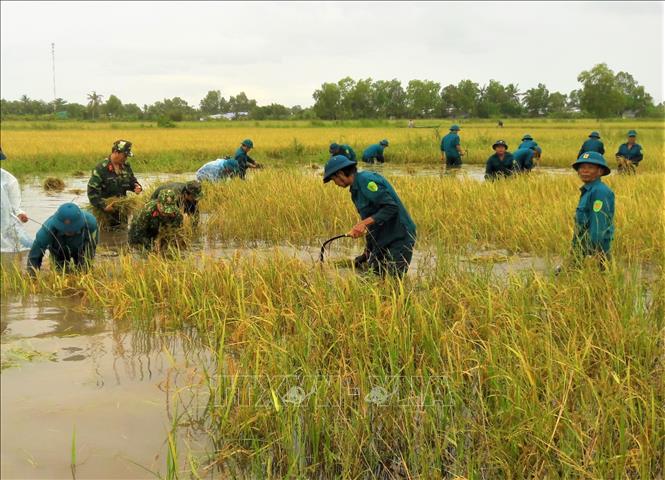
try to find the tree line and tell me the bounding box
[1,64,662,121]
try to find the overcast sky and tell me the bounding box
[1,1,663,107]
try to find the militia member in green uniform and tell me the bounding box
[151,180,202,216]
[27,203,98,275]
[571,152,615,266]
[484,140,517,180]
[615,130,644,173]
[362,140,389,164]
[577,131,605,158]
[323,155,416,277]
[518,134,538,150]
[87,140,142,229]
[440,124,464,167]
[329,143,357,162]
[129,189,183,250]
[233,139,260,179]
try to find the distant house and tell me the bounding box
[622,110,637,119]
[203,112,250,121]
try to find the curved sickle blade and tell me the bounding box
[319,234,349,262]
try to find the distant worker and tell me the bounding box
[128,189,183,251]
[329,143,357,162]
[1,148,33,252]
[512,145,542,172]
[196,158,241,182]
[577,131,605,158]
[571,152,614,267]
[440,124,464,168]
[497,120,504,128]
[362,139,389,164]
[27,203,98,275]
[87,140,142,229]
[615,130,643,174]
[323,155,416,277]
[484,140,517,180]
[518,134,538,150]
[151,180,203,216]
[234,139,260,179]
[408,120,415,128]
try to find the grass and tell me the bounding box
[1,119,663,176]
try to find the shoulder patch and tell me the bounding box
[367,181,379,192]
[593,200,603,212]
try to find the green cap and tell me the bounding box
[589,131,600,138]
[627,130,637,137]
[379,139,389,146]
[450,124,461,131]
[157,189,179,215]
[242,139,254,148]
[521,134,533,141]
[572,151,610,176]
[112,139,133,157]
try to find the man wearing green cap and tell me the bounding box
[323,155,416,277]
[87,140,142,229]
[615,130,643,173]
[440,125,464,168]
[571,152,614,266]
[129,189,183,250]
[329,143,357,162]
[512,145,541,172]
[362,139,389,164]
[518,134,538,150]
[234,139,260,179]
[27,203,98,274]
[484,140,517,180]
[151,180,203,217]
[578,131,605,158]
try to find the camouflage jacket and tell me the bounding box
[87,158,140,210]
[128,200,183,249]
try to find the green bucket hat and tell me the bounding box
[184,180,203,200]
[241,139,254,148]
[521,134,533,141]
[492,140,508,150]
[627,130,637,137]
[112,139,133,157]
[157,189,179,215]
[450,124,461,131]
[379,139,389,146]
[572,151,610,176]
[323,155,357,183]
[589,131,600,138]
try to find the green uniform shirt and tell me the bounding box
[616,143,643,163]
[350,171,416,251]
[128,200,183,250]
[87,158,140,210]
[332,144,357,162]
[441,132,461,158]
[572,179,614,255]
[512,148,536,171]
[234,147,256,178]
[362,144,386,162]
[485,152,517,180]
[578,138,605,158]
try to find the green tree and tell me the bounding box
[103,94,124,118]
[371,79,406,118]
[615,71,654,116]
[577,63,624,118]
[123,103,144,120]
[344,78,374,118]
[227,92,257,114]
[406,80,441,118]
[199,90,226,115]
[523,83,550,116]
[312,82,342,119]
[547,92,568,115]
[86,91,104,120]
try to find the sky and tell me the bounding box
[1,1,663,107]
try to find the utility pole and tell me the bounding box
[51,42,56,113]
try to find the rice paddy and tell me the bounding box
[1,119,663,478]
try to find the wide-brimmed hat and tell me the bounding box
[52,203,85,234]
[329,143,340,153]
[323,155,357,183]
[450,124,461,131]
[379,139,389,146]
[241,139,254,148]
[157,189,179,215]
[589,131,601,139]
[492,140,509,150]
[627,130,637,137]
[572,151,610,176]
[521,134,533,141]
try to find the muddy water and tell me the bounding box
[1,295,212,479]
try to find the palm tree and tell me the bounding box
[87,91,104,120]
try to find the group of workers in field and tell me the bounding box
[0,126,644,278]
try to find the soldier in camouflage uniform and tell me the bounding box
[87,140,142,229]
[150,180,202,216]
[128,189,183,250]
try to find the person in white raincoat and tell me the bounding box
[1,148,33,252]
